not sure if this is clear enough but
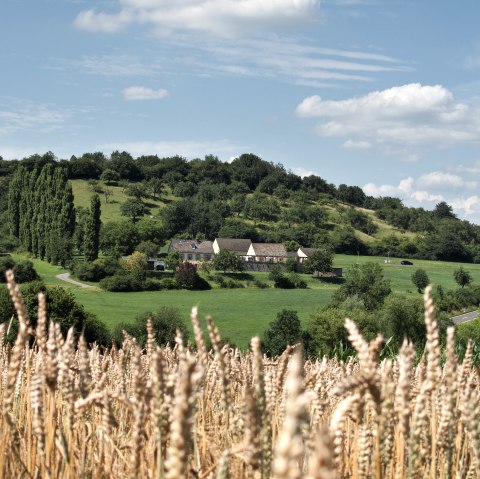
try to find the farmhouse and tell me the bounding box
[169,239,214,262]
[297,247,317,264]
[212,238,252,259]
[246,243,288,263]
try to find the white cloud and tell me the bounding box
[97,139,247,161]
[74,0,322,37]
[291,166,316,177]
[0,99,75,136]
[363,169,480,222]
[342,139,371,149]
[296,83,480,153]
[60,55,157,76]
[123,86,169,100]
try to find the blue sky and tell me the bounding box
[2,0,480,221]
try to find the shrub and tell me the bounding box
[160,278,179,290]
[75,258,120,282]
[114,306,188,347]
[175,262,211,290]
[254,279,269,289]
[263,309,302,357]
[12,260,39,283]
[99,273,143,292]
[0,257,17,282]
[142,278,163,291]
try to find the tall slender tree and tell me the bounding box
[84,194,102,262]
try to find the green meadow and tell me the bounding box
[15,252,480,348]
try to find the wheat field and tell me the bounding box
[0,269,479,478]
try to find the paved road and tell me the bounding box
[56,273,94,289]
[450,310,479,325]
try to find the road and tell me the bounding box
[56,273,95,289]
[450,310,479,325]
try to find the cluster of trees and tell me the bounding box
[3,150,480,264]
[8,164,75,265]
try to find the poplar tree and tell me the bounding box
[84,194,102,262]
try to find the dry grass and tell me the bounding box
[1,272,479,478]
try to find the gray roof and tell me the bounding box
[215,238,252,255]
[299,247,317,257]
[170,239,214,254]
[250,243,287,257]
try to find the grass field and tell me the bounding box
[15,252,480,348]
[71,179,168,222]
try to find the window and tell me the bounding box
[205,255,211,261]
[188,254,193,260]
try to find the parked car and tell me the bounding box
[400,260,414,265]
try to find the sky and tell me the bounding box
[2,0,480,221]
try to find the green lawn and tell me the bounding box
[16,252,480,349]
[72,287,334,348]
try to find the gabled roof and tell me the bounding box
[250,243,287,257]
[214,238,252,255]
[298,247,317,257]
[170,239,214,254]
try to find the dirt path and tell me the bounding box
[56,273,95,289]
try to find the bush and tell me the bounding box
[113,306,188,347]
[74,258,120,282]
[160,278,179,290]
[83,313,112,346]
[288,272,307,289]
[0,257,17,282]
[175,262,211,290]
[254,279,269,289]
[12,260,39,283]
[142,278,163,291]
[263,309,302,357]
[99,273,143,292]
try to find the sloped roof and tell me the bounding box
[298,247,317,257]
[251,243,287,257]
[215,238,252,255]
[170,239,214,254]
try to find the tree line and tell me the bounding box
[1,150,480,263]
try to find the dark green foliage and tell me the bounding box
[303,248,333,276]
[84,194,101,262]
[0,257,16,282]
[136,240,158,259]
[12,260,39,283]
[213,249,246,273]
[100,169,121,185]
[175,262,211,290]
[83,314,112,346]
[120,198,149,223]
[454,267,472,288]
[113,306,188,347]
[99,273,144,292]
[263,309,302,357]
[0,281,109,345]
[109,150,143,181]
[74,258,120,282]
[411,268,429,293]
[100,221,140,258]
[345,208,378,235]
[332,262,391,310]
[377,295,426,348]
[165,251,181,270]
[304,307,378,358]
[268,266,295,289]
[8,164,76,265]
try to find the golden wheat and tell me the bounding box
[0,271,478,478]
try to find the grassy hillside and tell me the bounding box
[71,179,413,244]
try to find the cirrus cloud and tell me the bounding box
[123,86,169,100]
[74,0,322,37]
[296,83,480,154]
